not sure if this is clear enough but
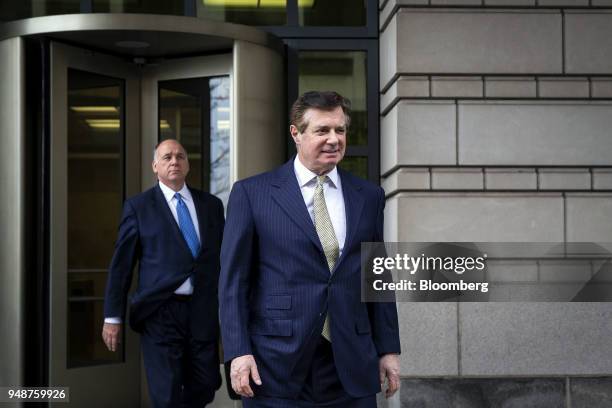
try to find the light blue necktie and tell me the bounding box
[174,192,200,259]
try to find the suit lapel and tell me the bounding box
[271,161,324,254]
[190,187,210,255]
[333,168,365,272]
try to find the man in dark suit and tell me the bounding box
[219,91,401,407]
[102,139,224,407]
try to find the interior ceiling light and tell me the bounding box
[260,0,315,6]
[86,119,120,129]
[204,0,256,6]
[115,41,150,49]
[203,0,314,7]
[71,106,118,113]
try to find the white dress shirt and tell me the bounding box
[104,181,201,324]
[293,156,346,257]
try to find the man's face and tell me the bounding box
[152,139,190,187]
[290,106,347,175]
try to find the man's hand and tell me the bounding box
[102,323,122,352]
[379,353,400,398]
[230,354,262,398]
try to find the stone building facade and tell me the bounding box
[379,1,612,406]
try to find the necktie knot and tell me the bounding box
[316,175,328,187]
[174,192,183,202]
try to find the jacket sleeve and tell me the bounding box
[219,181,255,362]
[103,199,140,320]
[367,187,402,356]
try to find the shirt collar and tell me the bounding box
[293,156,339,189]
[158,180,192,203]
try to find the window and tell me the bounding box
[197,0,287,25]
[159,76,231,205]
[298,0,366,27]
[290,40,379,181]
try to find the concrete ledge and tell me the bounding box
[591,78,612,98]
[538,168,591,190]
[484,77,537,98]
[382,168,431,193]
[485,168,537,190]
[539,0,588,5]
[485,0,535,5]
[538,77,589,98]
[380,76,429,113]
[593,169,612,190]
[432,76,483,98]
[431,168,484,190]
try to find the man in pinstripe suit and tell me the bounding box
[219,91,401,407]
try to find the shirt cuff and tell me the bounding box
[104,317,122,324]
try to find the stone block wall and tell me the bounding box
[379,1,612,406]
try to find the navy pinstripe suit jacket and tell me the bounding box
[219,159,401,398]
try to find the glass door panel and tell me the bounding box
[50,42,140,408]
[158,76,231,204]
[66,69,124,367]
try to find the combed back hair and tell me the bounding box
[290,91,351,133]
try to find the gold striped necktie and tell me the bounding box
[313,175,339,341]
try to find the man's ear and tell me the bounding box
[290,125,300,146]
[152,160,157,175]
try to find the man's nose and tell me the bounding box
[327,131,339,144]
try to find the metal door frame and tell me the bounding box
[49,41,141,407]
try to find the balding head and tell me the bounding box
[152,139,190,192]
